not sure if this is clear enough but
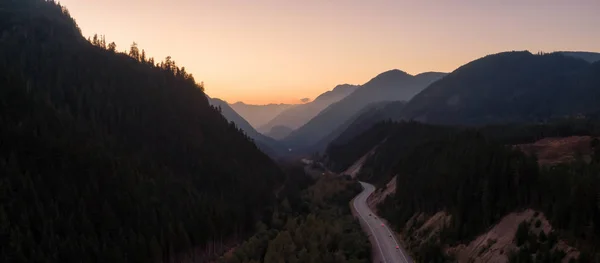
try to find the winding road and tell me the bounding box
[353,181,412,263]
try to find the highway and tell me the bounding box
[353,182,412,263]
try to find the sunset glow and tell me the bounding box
[59,0,600,104]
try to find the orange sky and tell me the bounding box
[59,0,599,105]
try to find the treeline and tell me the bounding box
[219,164,371,263]
[87,34,199,90]
[326,117,600,185]
[378,132,540,241]
[377,131,600,261]
[397,51,600,126]
[1,1,285,262]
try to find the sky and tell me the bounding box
[60,0,600,105]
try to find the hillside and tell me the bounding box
[266,125,293,140]
[514,136,595,166]
[0,1,285,262]
[327,121,457,184]
[283,70,447,151]
[217,166,370,263]
[207,97,287,157]
[559,51,600,63]
[327,117,600,180]
[327,117,600,261]
[326,101,406,146]
[375,130,600,262]
[311,100,405,153]
[258,84,359,132]
[230,101,295,128]
[400,51,600,125]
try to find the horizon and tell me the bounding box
[60,0,600,104]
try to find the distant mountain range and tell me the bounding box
[229,101,295,128]
[282,70,447,151]
[258,84,359,133]
[207,96,287,157]
[398,51,600,125]
[217,50,600,159]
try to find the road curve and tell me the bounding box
[353,181,412,263]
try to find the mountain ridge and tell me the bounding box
[0,2,285,261]
[258,83,359,133]
[207,96,287,157]
[282,69,447,152]
[399,51,600,125]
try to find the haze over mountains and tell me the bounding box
[258,84,359,133]
[207,49,600,159]
[206,96,287,157]
[206,83,360,150]
[229,101,294,128]
[282,70,447,151]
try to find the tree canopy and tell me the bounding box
[0,1,285,262]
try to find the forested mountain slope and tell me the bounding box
[377,130,600,262]
[325,117,600,261]
[326,121,456,184]
[0,1,284,262]
[400,51,600,125]
[326,117,600,182]
[218,163,370,263]
[320,100,406,149]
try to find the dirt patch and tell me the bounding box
[514,136,594,166]
[366,175,397,211]
[342,146,378,178]
[342,138,390,178]
[448,209,578,263]
[403,211,452,246]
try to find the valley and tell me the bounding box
[2,1,600,263]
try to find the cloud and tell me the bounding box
[300,98,311,103]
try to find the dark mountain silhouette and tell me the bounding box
[558,51,600,63]
[207,97,287,157]
[314,84,360,101]
[326,101,407,147]
[229,101,295,128]
[282,70,446,151]
[266,125,294,140]
[306,100,406,153]
[400,51,600,125]
[0,1,285,261]
[258,84,359,133]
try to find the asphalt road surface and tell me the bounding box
[353,182,412,263]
